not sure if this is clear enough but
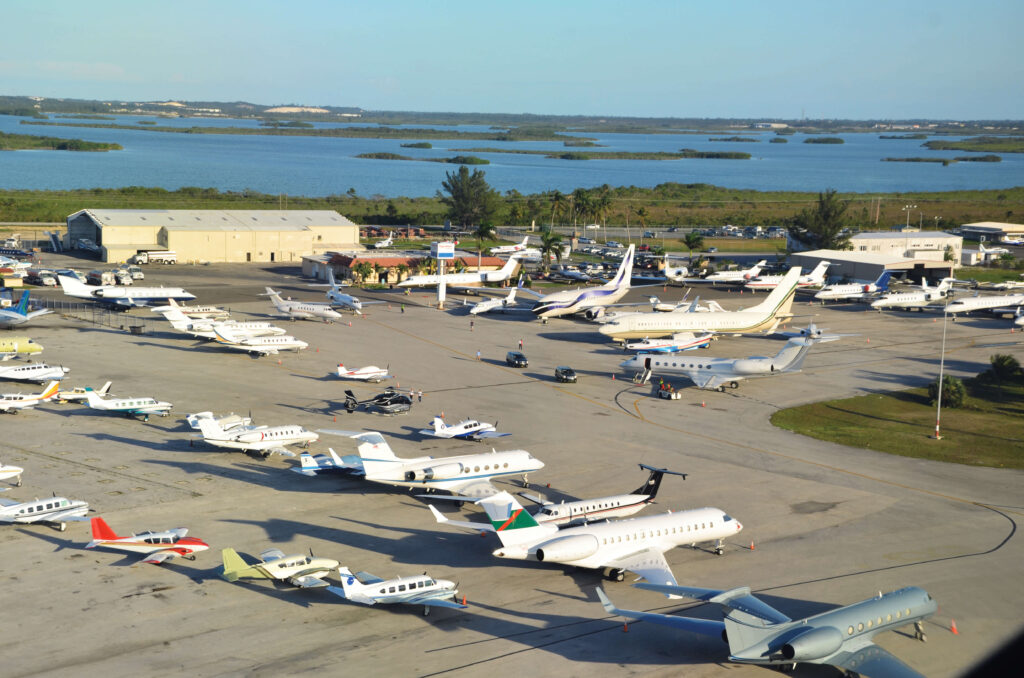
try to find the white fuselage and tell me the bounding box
[871,290,947,309]
[0,362,68,382]
[88,395,172,415]
[203,425,318,452]
[366,450,543,493]
[337,365,389,382]
[397,266,517,288]
[815,283,882,301]
[0,497,89,525]
[532,493,655,527]
[945,293,1024,315]
[214,333,308,353]
[625,332,713,353]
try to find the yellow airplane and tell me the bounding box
[0,336,43,361]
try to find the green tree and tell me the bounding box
[928,374,966,408]
[437,165,500,228]
[540,229,564,273]
[635,206,649,229]
[987,354,1021,381]
[787,189,853,251]
[683,231,705,260]
[549,190,564,229]
[352,261,373,283]
[472,222,498,269]
[395,262,410,283]
[508,203,523,226]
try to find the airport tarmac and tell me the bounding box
[3,258,1022,678]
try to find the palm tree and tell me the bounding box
[540,230,564,274]
[683,231,705,262]
[549,190,564,230]
[472,222,497,270]
[352,261,373,284]
[571,188,591,239]
[395,262,410,283]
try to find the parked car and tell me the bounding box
[643,231,656,238]
[606,241,623,248]
[707,247,718,253]
[505,351,528,368]
[554,366,577,383]
[577,237,595,244]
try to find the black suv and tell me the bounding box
[554,366,577,383]
[505,351,528,368]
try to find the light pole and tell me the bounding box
[932,308,948,440]
[903,204,917,229]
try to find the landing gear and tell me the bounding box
[58,522,67,532]
[716,385,725,392]
[729,381,739,389]
[607,569,625,582]
[423,605,431,616]
[522,474,531,488]
[15,476,22,487]
[914,621,927,642]
[714,539,724,556]
[777,663,797,673]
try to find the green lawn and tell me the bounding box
[771,379,1024,468]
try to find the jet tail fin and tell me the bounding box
[875,270,892,291]
[477,491,555,546]
[14,290,30,315]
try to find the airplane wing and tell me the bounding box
[290,574,330,588]
[265,446,297,458]
[408,594,469,610]
[140,550,178,565]
[604,547,678,589]
[830,642,926,678]
[634,583,792,623]
[686,372,721,390]
[417,429,449,438]
[23,510,90,525]
[595,588,725,637]
[467,431,512,441]
[427,504,496,533]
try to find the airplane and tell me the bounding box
[263,287,343,322]
[517,464,687,527]
[599,267,802,340]
[195,417,318,458]
[292,448,356,477]
[0,336,43,361]
[185,410,253,431]
[0,254,31,271]
[0,381,60,413]
[153,299,288,338]
[211,326,309,356]
[814,270,893,302]
[697,259,768,284]
[597,583,938,677]
[944,292,1024,317]
[171,302,230,320]
[469,277,523,315]
[306,430,544,500]
[0,361,69,383]
[870,278,955,310]
[634,254,689,284]
[84,390,173,421]
[373,232,394,249]
[221,547,339,588]
[0,290,53,328]
[322,269,382,314]
[336,363,391,383]
[428,491,742,584]
[489,235,530,255]
[1016,308,1024,327]
[418,415,511,441]
[621,323,839,391]
[57,381,112,403]
[624,332,714,353]
[978,241,1011,256]
[85,517,209,564]
[0,494,90,531]
[744,261,830,291]
[1000,236,1024,246]
[1,461,24,486]
[327,566,468,615]
[528,244,637,320]
[397,253,523,288]
[56,274,196,308]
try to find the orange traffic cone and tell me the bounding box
[701,400,706,407]
[277,359,282,365]
[951,619,959,635]
[348,321,352,327]
[333,416,337,422]
[866,337,870,343]
[750,541,755,550]
[462,595,467,605]
[623,623,629,632]
[612,373,616,380]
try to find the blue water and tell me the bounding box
[1,115,1021,197]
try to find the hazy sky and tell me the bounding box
[2,0,1020,119]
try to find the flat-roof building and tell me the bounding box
[791,249,957,283]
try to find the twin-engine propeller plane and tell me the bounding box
[336,363,391,383]
[221,547,340,588]
[327,566,468,615]
[1,461,24,486]
[418,415,511,441]
[0,494,90,531]
[85,390,172,421]
[0,380,60,413]
[86,517,209,564]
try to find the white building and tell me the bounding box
[849,231,962,264]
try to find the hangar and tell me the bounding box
[791,250,957,283]
[960,221,1024,242]
[64,209,359,263]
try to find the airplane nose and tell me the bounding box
[736,522,743,531]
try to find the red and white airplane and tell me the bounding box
[86,517,209,564]
[336,363,391,383]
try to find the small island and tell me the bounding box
[709,136,759,142]
[356,152,489,165]
[0,131,122,151]
[400,142,432,148]
[804,137,845,144]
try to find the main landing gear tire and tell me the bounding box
[715,547,724,555]
[606,569,625,582]
[729,381,739,389]
[58,523,67,532]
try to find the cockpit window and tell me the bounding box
[722,514,733,521]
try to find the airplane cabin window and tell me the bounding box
[858,623,864,631]
[398,585,406,592]
[867,620,873,628]
[887,614,892,622]
[848,626,854,635]
[905,608,911,616]
[389,587,396,593]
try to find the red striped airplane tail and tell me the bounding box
[90,516,121,541]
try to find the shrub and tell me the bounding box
[987,354,1021,382]
[928,375,966,408]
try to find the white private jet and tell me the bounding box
[418,416,511,441]
[221,547,339,588]
[397,254,523,288]
[978,241,1011,256]
[328,566,468,615]
[373,232,395,249]
[814,270,893,302]
[745,261,830,291]
[469,277,523,315]
[336,363,391,383]
[0,361,69,383]
[697,259,768,284]
[57,274,196,308]
[429,491,742,586]
[621,323,840,391]
[871,278,955,310]
[185,411,253,431]
[153,299,288,338]
[1,461,24,486]
[322,269,383,315]
[0,494,90,531]
[489,235,530,255]
[57,381,112,404]
[600,267,801,340]
[171,302,230,320]
[308,430,544,500]
[528,245,637,320]
[263,287,343,322]
[624,332,713,353]
[0,290,52,328]
[195,417,318,458]
[945,292,1024,317]
[211,326,308,356]
[85,390,173,421]
[85,517,210,564]
[0,380,60,413]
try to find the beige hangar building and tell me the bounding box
[64,209,360,263]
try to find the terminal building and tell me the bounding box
[64,209,360,263]
[791,231,962,283]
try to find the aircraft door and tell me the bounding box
[644,357,652,369]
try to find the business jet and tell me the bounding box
[698,259,768,284]
[0,361,69,383]
[263,287,343,322]
[418,415,511,441]
[57,381,111,404]
[185,410,253,431]
[978,241,1011,256]
[599,267,801,340]
[172,302,230,320]
[944,292,1024,317]
[528,244,637,320]
[1,461,24,486]
[211,326,308,356]
[489,235,530,255]
[336,363,391,383]
[85,517,209,564]
[469,277,523,315]
[221,547,339,588]
[328,566,468,615]
[397,253,523,288]
[308,430,544,500]
[598,584,937,677]
[57,274,196,308]
[814,270,892,302]
[870,278,955,310]
[429,491,742,584]
[0,290,52,328]
[322,269,382,314]
[195,417,317,458]
[153,301,287,339]
[0,255,31,272]
[621,323,839,391]
[0,336,43,361]
[0,494,90,531]
[373,232,395,249]
[624,332,713,353]
[0,380,60,413]
[745,261,830,291]
[293,448,355,477]
[84,390,173,421]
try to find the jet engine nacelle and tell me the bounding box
[780,625,844,661]
[584,307,606,320]
[535,534,600,563]
[731,358,774,375]
[236,430,272,443]
[404,463,464,482]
